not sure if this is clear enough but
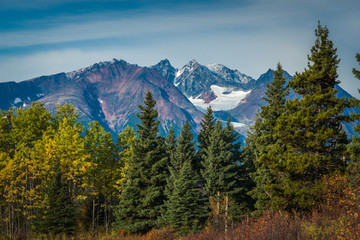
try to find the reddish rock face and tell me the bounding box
[0,59,203,136]
[202,91,217,104]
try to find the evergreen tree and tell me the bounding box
[264,23,350,211]
[161,121,198,228]
[167,160,208,236]
[201,120,238,230]
[174,121,197,173]
[165,125,177,176]
[347,53,360,176]
[246,63,289,213]
[165,122,196,195]
[223,118,253,223]
[32,162,76,236]
[353,53,360,80]
[157,125,177,227]
[113,91,168,234]
[198,106,216,169]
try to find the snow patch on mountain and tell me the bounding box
[231,121,246,128]
[188,85,251,111]
[175,68,185,78]
[206,63,224,72]
[14,97,22,104]
[207,63,253,84]
[220,120,246,128]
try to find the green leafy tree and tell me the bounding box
[263,23,350,211]
[117,126,136,190]
[246,63,289,213]
[113,91,168,234]
[167,160,208,236]
[51,105,91,200]
[0,103,53,237]
[84,121,121,234]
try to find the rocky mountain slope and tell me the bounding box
[0,59,203,136]
[152,59,359,136]
[0,58,357,138]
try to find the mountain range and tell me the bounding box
[0,58,358,137]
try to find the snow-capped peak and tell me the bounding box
[207,63,226,72]
[174,59,200,80]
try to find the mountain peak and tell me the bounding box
[161,58,171,65]
[154,58,172,67]
[207,63,224,72]
[65,59,134,80]
[256,68,292,84]
[150,59,176,83]
[187,59,200,67]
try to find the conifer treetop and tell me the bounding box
[136,90,160,141]
[292,22,340,95]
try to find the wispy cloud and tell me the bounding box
[0,0,359,97]
[0,6,274,49]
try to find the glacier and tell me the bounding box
[188,85,251,111]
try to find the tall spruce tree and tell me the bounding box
[167,160,208,236]
[198,106,216,168]
[165,121,197,198]
[174,121,197,172]
[347,53,360,176]
[165,125,177,169]
[113,91,168,234]
[157,125,178,227]
[164,121,207,234]
[222,117,253,224]
[163,125,177,197]
[222,118,250,228]
[32,162,76,236]
[246,63,289,213]
[263,23,350,211]
[201,120,238,230]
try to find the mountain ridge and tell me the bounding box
[0,58,358,138]
[0,59,203,136]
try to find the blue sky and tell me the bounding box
[0,0,359,97]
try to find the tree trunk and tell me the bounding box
[105,201,109,235]
[225,195,228,233]
[92,198,95,238]
[216,191,220,228]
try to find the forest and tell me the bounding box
[0,23,360,240]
